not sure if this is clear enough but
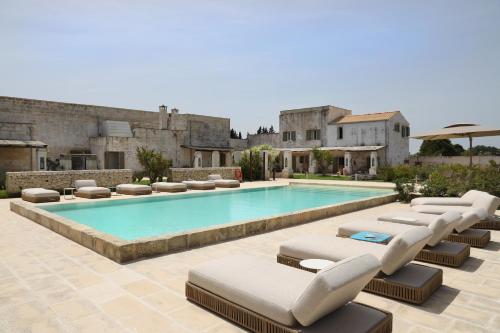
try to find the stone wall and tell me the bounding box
[408,155,500,167]
[6,169,133,195]
[169,167,241,182]
[247,133,280,149]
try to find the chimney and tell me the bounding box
[159,104,168,129]
[171,108,179,114]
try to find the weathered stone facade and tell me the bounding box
[0,96,232,172]
[168,167,241,182]
[6,169,133,195]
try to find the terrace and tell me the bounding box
[0,179,499,332]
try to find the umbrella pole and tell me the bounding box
[468,135,473,168]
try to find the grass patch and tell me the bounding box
[0,190,8,199]
[133,179,151,185]
[292,173,352,181]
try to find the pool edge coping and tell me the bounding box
[10,191,398,263]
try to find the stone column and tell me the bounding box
[308,152,317,174]
[282,150,293,177]
[261,151,270,180]
[344,152,352,175]
[193,151,202,168]
[211,151,220,167]
[369,151,378,175]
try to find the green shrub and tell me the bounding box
[135,147,172,184]
[239,148,263,181]
[132,171,145,183]
[394,178,415,203]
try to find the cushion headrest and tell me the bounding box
[380,226,432,275]
[74,179,97,189]
[291,254,380,326]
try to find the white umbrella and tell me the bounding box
[412,124,500,167]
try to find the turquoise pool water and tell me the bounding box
[42,185,393,241]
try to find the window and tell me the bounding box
[401,126,411,138]
[39,157,45,170]
[394,123,400,132]
[306,129,320,141]
[282,131,296,142]
[337,126,343,140]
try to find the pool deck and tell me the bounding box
[0,179,499,332]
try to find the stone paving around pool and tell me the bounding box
[0,179,499,332]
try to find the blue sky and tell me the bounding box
[1,0,499,152]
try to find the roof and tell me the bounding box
[0,140,47,148]
[181,145,233,152]
[333,111,400,124]
[275,146,384,152]
[280,105,351,115]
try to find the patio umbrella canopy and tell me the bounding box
[412,124,500,167]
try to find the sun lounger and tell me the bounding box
[411,190,500,230]
[116,184,152,195]
[207,174,240,188]
[187,254,392,333]
[278,227,442,304]
[410,205,491,247]
[182,180,216,190]
[338,215,470,267]
[74,180,111,199]
[21,188,60,203]
[151,182,187,193]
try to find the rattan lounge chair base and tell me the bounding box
[277,254,442,305]
[116,189,152,195]
[156,188,187,193]
[186,282,392,333]
[21,194,60,203]
[75,192,111,199]
[215,183,240,188]
[414,241,470,267]
[446,229,490,248]
[473,218,500,230]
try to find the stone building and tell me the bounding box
[249,105,410,176]
[0,97,234,172]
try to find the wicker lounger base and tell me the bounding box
[414,242,470,267]
[156,188,187,193]
[21,194,60,203]
[186,282,392,333]
[277,254,442,305]
[75,192,111,199]
[473,219,500,230]
[116,189,152,196]
[215,183,240,188]
[446,229,490,248]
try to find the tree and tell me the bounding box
[257,126,262,134]
[312,147,333,175]
[269,125,275,134]
[230,128,238,139]
[238,144,274,181]
[467,145,500,156]
[262,127,268,134]
[135,147,172,184]
[238,132,242,139]
[419,139,464,156]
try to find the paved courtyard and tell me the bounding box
[0,181,499,332]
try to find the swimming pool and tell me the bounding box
[41,185,393,241]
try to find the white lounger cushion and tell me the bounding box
[188,255,312,326]
[213,179,240,185]
[376,211,460,246]
[77,187,111,195]
[413,204,488,220]
[74,179,98,189]
[411,190,500,216]
[152,182,187,190]
[292,254,380,326]
[182,180,216,189]
[280,226,432,275]
[21,188,59,198]
[381,210,480,234]
[116,184,151,191]
[188,254,380,327]
[339,219,444,246]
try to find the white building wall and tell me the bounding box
[326,121,387,148]
[386,113,410,165]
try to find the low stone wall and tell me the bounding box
[6,169,133,195]
[169,167,241,182]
